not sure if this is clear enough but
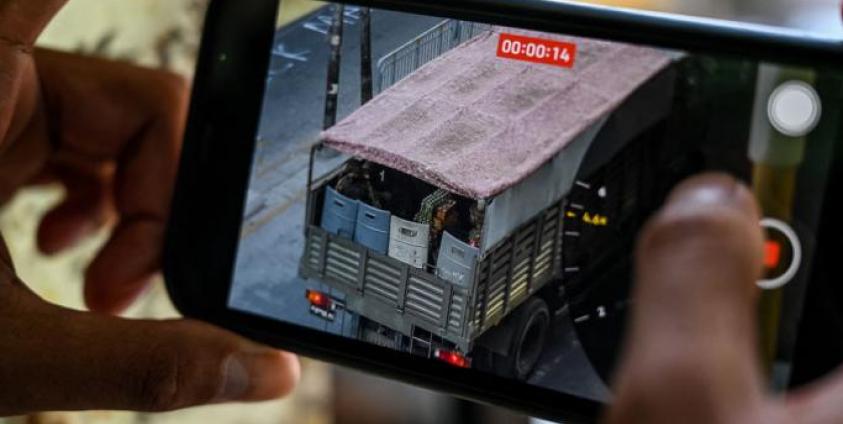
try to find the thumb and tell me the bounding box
[0,282,299,415]
[606,174,766,424]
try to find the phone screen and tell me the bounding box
[229,1,841,401]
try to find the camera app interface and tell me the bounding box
[230,2,841,400]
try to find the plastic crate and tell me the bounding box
[436,231,479,287]
[320,187,359,239]
[354,202,392,254]
[388,216,430,268]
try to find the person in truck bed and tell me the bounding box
[335,160,384,208]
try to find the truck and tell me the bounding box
[299,25,681,380]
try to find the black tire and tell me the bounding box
[495,297,551,381]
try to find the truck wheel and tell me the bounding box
[497,297,550,380]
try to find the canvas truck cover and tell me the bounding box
[321,27,672,200]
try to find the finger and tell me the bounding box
[606,173,766,424]
[0,282,299,415]
[88,73,187,312]
[84,93,184,312]
[37,162,115,255]
[33,49,188,313]
[84,219,162,314]
[83,78,186,312]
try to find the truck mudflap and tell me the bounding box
[301,225,474,352]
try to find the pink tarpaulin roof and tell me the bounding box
[322,27,671,199]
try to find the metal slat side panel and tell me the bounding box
[302,227,474,350]
[505,226,534,311]
[326,248,359,270]
[405,275,446,326]
[463,270,478,339]
[364,256,402,306]
[501,231,518,317]
[323,240,362,288]
[441,284,454,329]
[365,274,400,303]
[356,249,369,293]
[534,203,561,287]
[396,265,410,310]
[305,229,324,271]
[483,242,514,329]
[485,243,511,323]
[368,258,402,279]
[407,286,443,311]
[528,219,544,295]
[474,258,492,333]
[318,230,329,273]
[555,199,565,275]
[485,269,508,325]
[489,246,511,276]
[473,197,570,335]
[325,256,358,277]
[448,288,467,333]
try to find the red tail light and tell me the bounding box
[306,289,332,309]
[434,349,470,368]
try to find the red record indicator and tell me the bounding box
[757,218,801,290]
[497,33,577,68]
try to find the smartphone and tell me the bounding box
[165,1,843,421]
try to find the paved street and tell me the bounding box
[228,5,611,399]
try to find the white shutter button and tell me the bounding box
[767,81,821,138]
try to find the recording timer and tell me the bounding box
[497,33,578,68]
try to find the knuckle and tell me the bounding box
[135,342,184,411]
[134,325,230,411]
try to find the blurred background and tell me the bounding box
[0,0,838,423]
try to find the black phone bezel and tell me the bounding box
[164,1,843,421]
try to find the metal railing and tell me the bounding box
[375,20,491,94]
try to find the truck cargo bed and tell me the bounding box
[300,184,565,353]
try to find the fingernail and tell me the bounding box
[667,174,757,218]
[217,352,256,401]
[215,349,299,402]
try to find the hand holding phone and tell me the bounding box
[0,4,298,414]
